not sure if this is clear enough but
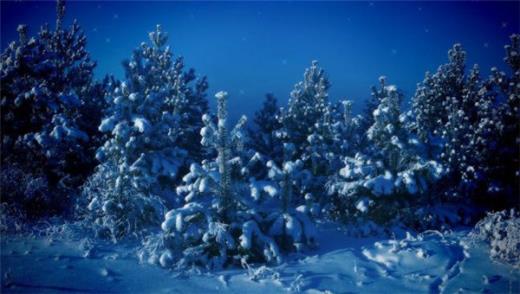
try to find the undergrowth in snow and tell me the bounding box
[471,209,520,267]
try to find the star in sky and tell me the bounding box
[501,21,508,28]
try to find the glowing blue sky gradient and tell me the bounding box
[2,1,519,121]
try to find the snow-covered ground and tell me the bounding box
[1,223,519,293]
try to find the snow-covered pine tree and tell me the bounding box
[263,158,317,252]
[280,60,330,163]
[122,25,208,161]
[410,40,518,205]
[330,99,364,158]
[327,78,444,227]
[478,34,520,208]
[366,77,407,174]
[409,44,477,198]
[411,44,466,149]
[0,0,105,216]
[248,93,284,165]
[85,25,208,239]
[159,91,279,268]
[276,61,339,208]
[159,91,316,269]
[359,77,392,139]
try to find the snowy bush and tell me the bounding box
[472,209,520,267]
[0,164,58,218]
[0,0,106,216]
[80,162,166,241]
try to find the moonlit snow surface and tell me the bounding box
[2,224,519,293]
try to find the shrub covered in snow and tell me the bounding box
[472,209,520,267]
[80,162,166,241]
[0,165,53,219]
[0,0,106,216]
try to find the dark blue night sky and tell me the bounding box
[2,1,519,121]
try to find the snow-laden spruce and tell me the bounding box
[83,25,208,240]
[0,0,106,216]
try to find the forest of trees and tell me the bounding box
[1,0,518,268]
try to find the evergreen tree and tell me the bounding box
[366,77,407,173]
[327,78,444,226]
[411,44,466,148]
[478,34,520,207]
[159,91,316,269]
[160,91,276,268]
[84,25,208,239]
[411,40,518,206]
[95,25,208,198]
[280,60,330,163]
[248,93,283,164]
[0,0,105,216]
